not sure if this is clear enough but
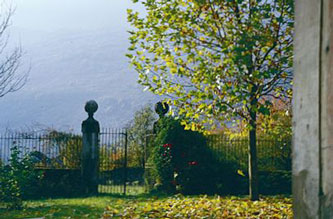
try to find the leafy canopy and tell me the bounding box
[222,99,292,140]
[127,0,294,130]
[126,104,157,167]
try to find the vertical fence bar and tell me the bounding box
[116,128,119,194]
[109,129,117,192]
[2,133,4,164]
[123,129,128,195]
[102,128,105,194]
[106,128,108,193]
[104,128,107,193]
[6,132,9,164]
[114,128,117,194]
[0,133,2,164]
[99,129,101,193]
[120,129,123,194]
[5,132,8,164]
[99,128,102,194]
[1,133,3,164]
[7,132,10,164]
[110,128,113,194]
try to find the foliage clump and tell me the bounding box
[0,145,43,209]
[127,0,294,131]
[126,104,156,168]
[45,130,82,169]
[150,116,243,195]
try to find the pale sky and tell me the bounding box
[0,0,153,132]
[11,0,139,32]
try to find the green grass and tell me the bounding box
[0,196,113,219]
[0,195,292,219]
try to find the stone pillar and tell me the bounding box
[81,100,100,195]
[293,0,333,218]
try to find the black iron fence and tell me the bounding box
[0,131,82,169]
[99,128,134,195]
[0,131,291,196]
[207,135,291,172]
[0,129,146,196]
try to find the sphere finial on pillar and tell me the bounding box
[85,100,98,117]
[155,101,169,118]
[82,100,100,133]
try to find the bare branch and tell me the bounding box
[0,2,27,97]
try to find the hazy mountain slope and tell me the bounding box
[0,29,158,132]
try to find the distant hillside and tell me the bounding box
[0,28,159,132]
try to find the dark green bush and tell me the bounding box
[151,117,243,195]
[148,117,291,195]
[226,170,291,195]
[100,167,144,185]
[258,170,291,195]
[0,145,43,209]
[37,169,83,198]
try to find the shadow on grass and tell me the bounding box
[0,193,168,219]
[0,204,103,218]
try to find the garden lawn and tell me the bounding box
[0,195,292,219]
[0,196,113,219]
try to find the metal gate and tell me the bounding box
[98,128,146,195]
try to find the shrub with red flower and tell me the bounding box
[151,139,175,193]
[151,116,220,194]
[150,117,243,195]
[161,143,172,157]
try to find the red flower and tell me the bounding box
[188,161,198,166]
[163,143,172,148]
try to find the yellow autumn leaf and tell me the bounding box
[237,169,246,177]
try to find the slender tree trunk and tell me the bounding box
[248,84,259,201]
[249,113,259,201]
